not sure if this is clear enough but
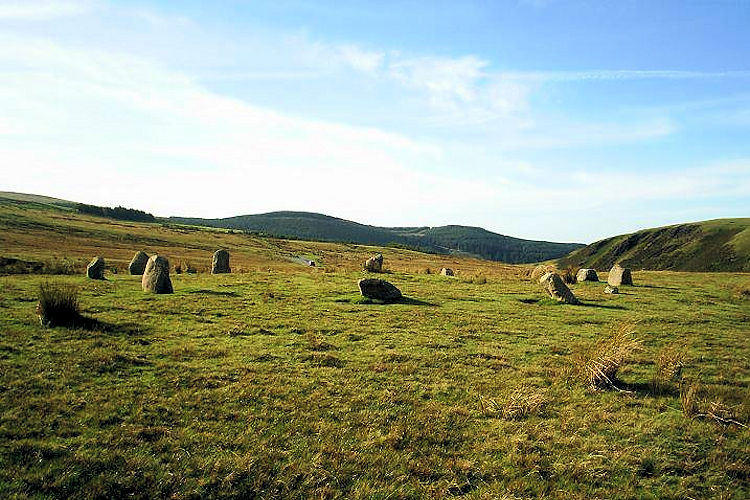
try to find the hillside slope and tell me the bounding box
[558,218,750,272]
[168,212,583,264]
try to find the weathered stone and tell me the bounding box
[576,268,599,282]
[608,264,633,286]
[604,285,619,294]
[441,267,454,276]
[142,255,173,294]
[539,272,579,304]
[358,278,402,302]
[128,251,149,275]
[86,256,105,280]
[530,264,555,281]
[364,254,384,272]
[212,249,230,274]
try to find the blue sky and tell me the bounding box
[0,0,748,242]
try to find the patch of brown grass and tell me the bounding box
[574,322,642,390]
[479,387,545,420]
[651,344,686,394]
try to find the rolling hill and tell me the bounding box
[167,211,584,264]
[557,218,750,272]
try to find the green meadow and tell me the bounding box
[1,202,749,498]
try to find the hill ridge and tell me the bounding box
[557,218,750,272]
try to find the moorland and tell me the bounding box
[0,197,748,498]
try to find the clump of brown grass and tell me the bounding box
[37,281,81,327]
[680,378,747,427]
[479,387,545,420]
[733,284,750,299]
[462,272,487,285]
[680,378,701,417]
[574,322,642,390]
[651,344,686,394]
[561,266,578,285]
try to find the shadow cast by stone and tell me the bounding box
[578,302,628,310]
[398,296,437,307]
[187,289,240,297]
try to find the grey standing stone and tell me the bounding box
[604,285,619,294]
[212,249,230,274]
[358,278,402,302]
[539,272,579,304]
[608,264,633,286]
[128,251,149,275]
[364,254,384,273]
[441,268,454,276]
[576,268,599,282]
[86,256,105,280]
[142,255,173,294]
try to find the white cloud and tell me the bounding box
[0,0,91,20]
[502,69,750,82]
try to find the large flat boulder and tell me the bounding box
[539,272,579,304]
[358,278,402,302]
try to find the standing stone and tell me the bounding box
[539,272,579,304]
[530,264,555,281]
[142,255,173,294]
[212,249,230,274]
[364,254,384,272]
[358,278,402,302]
[128,251,149,275]
[441,268,455,276]
[604,285,619,294]
[86,256,105,280]
[608,264,633,286]
[576,268,599,282]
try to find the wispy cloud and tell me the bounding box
[0,0,92,20]
[502,69,750,82]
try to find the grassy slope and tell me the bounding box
[167,212,584,264]
[558,218,750,272]
[0,191,76,209]
[1,201,749,498]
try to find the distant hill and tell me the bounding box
[0,191,583,263]
[167,211,583,264]
[0,191,76,209]
[557,218,750,272]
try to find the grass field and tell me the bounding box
[1,200,749,498]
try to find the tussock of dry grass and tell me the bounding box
[36,281,81,327]
[651,344,686,393]
[560,266,578,285]
[479,387,545,420]
[575,322,642,390]
[680,378,747,427]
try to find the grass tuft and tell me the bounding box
[36,281,81,327]
[651,344,686,394]
[479,387,545,420]
[561,266,578,285]
[574,321,641,390]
